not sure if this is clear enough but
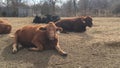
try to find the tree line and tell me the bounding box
[0,0,120,17]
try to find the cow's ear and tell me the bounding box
[39,27,46,31]
[56,27,63,32]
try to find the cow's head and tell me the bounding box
[40,22,62,40]
[83,16,93,27]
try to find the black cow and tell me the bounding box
[33,15,60,24]
[33,16,41,23]
[52,15,60,22]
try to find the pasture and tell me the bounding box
[0,17,120,68]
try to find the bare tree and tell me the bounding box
[111,0,120,16]
[31,0,42,15]
[41,1,50,15]
[47,0,61,15]
[1,0,120,17]
[78,0,90,15]
[73,0,77,16]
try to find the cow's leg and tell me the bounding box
[12,43,18,53]
[29,41,43,51]
[55,44,67,56]
[12,35,18,54]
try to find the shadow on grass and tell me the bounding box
[92,41,120,49]
[79,32,93,40]
[1,43,66,68]
[105,41,120,47]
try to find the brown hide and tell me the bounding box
[55,16,93,33]
[12,22,67,56]
[0,19,12,34]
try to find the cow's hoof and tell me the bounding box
[12,49,17,54]
[61,52,68,56]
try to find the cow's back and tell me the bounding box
[55,18,87,32]
[56,19,74,31]
[16,26,39,47]
[0,19,12,34]
[73,18,86,32]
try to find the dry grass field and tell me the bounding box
[0,17,120,68]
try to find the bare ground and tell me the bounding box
[0,17,120,68]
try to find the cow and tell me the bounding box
[55,16,93,33]
[0,19,12,34]
[12,22,67,56]
[51,15,60,22]
[33,15,60,23]
[32,16,41,24]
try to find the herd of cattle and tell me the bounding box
[0,15,93,56]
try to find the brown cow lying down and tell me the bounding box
[0,19,12,34]
[55,16,93,33]
[12,22,67,56]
